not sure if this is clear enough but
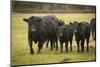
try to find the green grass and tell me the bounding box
[12,13,96,66]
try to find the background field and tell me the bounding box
[12,13,96,66]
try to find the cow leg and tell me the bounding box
[93,30,96,40]
[86,37,90,52]
[65,41,68,53]
[55,39,58,51]
[92,29,95,40]
[76,40,80,52]
[60,42,63,53]
[46,39,49,48]
[28,39,34,54]
[92,29,94,39]
[70,40,72,51]
[37,42,43,54]
[81,40,85,52]
[53,41,55,48]
[86,39,89,52]
[37,42,41,54]
[50,40,54,51]
[40,42,44,50]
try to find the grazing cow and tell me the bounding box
[90,18,96,40]
[23,15,59,54]
[58,23,74,53]
[73,21,90,52]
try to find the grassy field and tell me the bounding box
[12,13,96,66]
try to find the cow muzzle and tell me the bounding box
[59,33,63,36]
[31,28,36,32]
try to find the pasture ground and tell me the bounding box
[12,13,96,66]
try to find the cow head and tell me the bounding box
[58,19,65,26]
[23,16,42,32]
[73,21,79,33]
[69,22,74,31]
[58,26,65,36]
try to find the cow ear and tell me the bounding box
[78,23,82,26]
[69,22,73,25]
[74,21,78,24]
[23,18,28,22]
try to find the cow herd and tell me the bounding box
[23,15,96,55]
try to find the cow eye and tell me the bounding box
[29,20,33,24]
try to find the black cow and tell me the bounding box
[73,21,90,52]
[58,23,74,53]
[90,18,96,40]
[23,15,59,54]
[45,19,65,50]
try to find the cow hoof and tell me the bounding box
[37,51,41,54]
[50,49,53,51]
[30,50,34,55]
[65,51,68,53]
[93,38,95,40]
[77,50,80,53]
[87,50,89,52]
[65,49,68,53]
[56,48,58,51]
[81,50,84,53]
[46,47,48,48]
[30,52,34,55]
[61,51,63,53]
[46,46,48,48]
